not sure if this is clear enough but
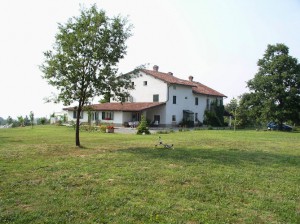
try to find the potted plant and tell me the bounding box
[106,125,114,133]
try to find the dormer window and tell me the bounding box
[143,81,147,86]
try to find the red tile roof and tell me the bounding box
[142,69,196,87]
[192,82,227,97]
[141,69,226,97]
[64,102,166,112]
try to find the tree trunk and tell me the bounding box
[75,106,81,147]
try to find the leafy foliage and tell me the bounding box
[225,96,260,129]
[204,100,225,127]
[245,43,300,127]
[40,5,133,146]
[136,115,150,135]
[29,111,34,128]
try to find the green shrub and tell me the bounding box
[137,115,150,135]
[100,125,107,133]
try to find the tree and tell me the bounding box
[99,92,111,103]
[17,116,24,127]
[137,115,150,135]
[7,116,13,125]
[246,43,300,128]
[40,5,133,147]
[225,98,238,130]
[38,117,48,125]
[225,96,259,129]
[30,111,34,128]
[203,99,225,127]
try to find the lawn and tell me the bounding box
[0,126,299,223]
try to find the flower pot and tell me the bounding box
[106,128,114,133]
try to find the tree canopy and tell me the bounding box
[41,5,133,146]
[245,43,300,127]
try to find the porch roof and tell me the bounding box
[64,102,166,112]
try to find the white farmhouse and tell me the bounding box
[64,65,226,127]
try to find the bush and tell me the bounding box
[137,115,150,135]
[100,125,107,133]
[178,119,194,128]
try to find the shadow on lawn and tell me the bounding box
[123,147,300,168]
[0,136,23,144]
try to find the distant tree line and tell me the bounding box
[0,112,49,127]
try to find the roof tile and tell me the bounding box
[142,69,226,97]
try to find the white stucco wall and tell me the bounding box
[165,84,223,125]
[145,104,166,125]
[111,71,168,103]
[166,85,197,125]
[66,111,89,123]
[66,110,124,125]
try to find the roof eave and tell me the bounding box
[192,90,227,98]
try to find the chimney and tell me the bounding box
[153,65,159,72]
[188,76,194,82]
[168,72,173,76]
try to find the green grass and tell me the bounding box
[0,126,299,223]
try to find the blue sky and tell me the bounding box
[1,0,300,118]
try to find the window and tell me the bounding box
[173,85,176,90]
[73,111,83,119]
[102,111,114,120]
[172,115,176,122]
[89,112,99,121]
[185,97,188,99]
[195,97,198,105]
[153,94,159,102]
[195,113,198,122]
[220,99,223,106]
[173,95,176,104]
[143,81,147,86]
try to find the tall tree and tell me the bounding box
[17,116,24,127]
[225,95,261,129]
[246,43,300,128]
[29,111,34,128]
[225,98,238,130]
[41,5,133,146]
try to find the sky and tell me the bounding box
[1,0,300,119]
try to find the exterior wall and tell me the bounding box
[131,72,168,102]
[166,84,198,125]
[112,71,168,103]
[66,111,89,123]
[144,104,166,125]
[165,84,223,126]
[66,110,124,126]
[122,112,132,124]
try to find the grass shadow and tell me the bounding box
[122,147,300,168]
